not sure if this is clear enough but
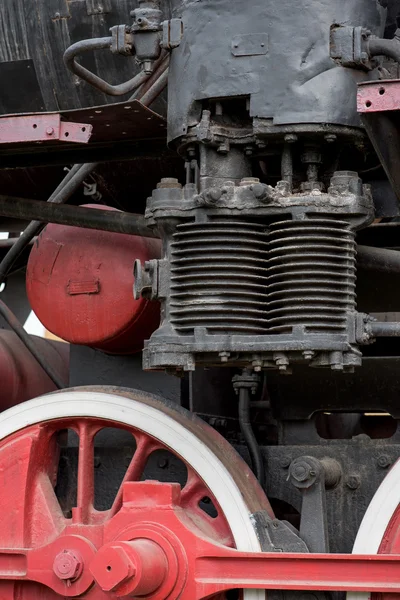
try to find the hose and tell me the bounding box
[368,37,400,63]
[0,162,98,286]
[238,386,265,488]
[0,299,66,389]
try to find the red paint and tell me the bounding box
[26,204,161,354]
[357,79,400,113]
[0,330,69,410]
[0,412,399,598]
[0,114,92,144]
[53,550,83,581]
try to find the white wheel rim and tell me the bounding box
[348,458,400,600]
[0,390,265,600]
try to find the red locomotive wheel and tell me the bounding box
[0,387,271,600]
[349,458,400,600]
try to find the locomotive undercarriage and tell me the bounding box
[2,0,400,598]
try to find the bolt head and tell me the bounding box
[377,454,391,469]
[53,550,83,581]
[90,545,135,592]
[291,463,310,482]
[46,127,54,136]
[346,475,360,490]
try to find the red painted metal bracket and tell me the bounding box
[357,79,400,113]
[0,113,92,144]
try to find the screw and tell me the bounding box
[53,550,83,581]
[377,454,391,469]
[279,455,292,468]
[346,475,360,490]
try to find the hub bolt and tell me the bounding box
[53,549,83,581]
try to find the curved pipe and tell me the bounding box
[63,37,149,96]
[368,37,400,64]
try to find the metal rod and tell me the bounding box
[370,322,400,337]
[0,162,99,285]
[0,196,158,238]
[0,299,66,389]
[357,245,400,274]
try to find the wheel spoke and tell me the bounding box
[74,421,99,523]
[109,432,157,517]
[181,467,208,507]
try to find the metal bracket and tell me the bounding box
[330,25,372,69]
[289,456,342,553]
[162,19,184,50]
[0,114,92,145]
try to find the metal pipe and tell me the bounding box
[0,196,158,238]
[0,237,37,248]
[0,300,66,389]
[130,52,169,101]
[139,68,169,107]
[64,38,150,96]
[370,322,400,337]
[357,245,400,274]
[368,37,400,64]
[0,162,98,285]
[238,387,265,488]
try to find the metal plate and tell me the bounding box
[358,79,400,113]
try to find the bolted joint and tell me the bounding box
[53,549,83,582]
[110,24,134,56]
[289,456,322,489]
[90,539,168,597]
[232,371,260,395]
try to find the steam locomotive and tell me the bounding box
[0,1,400,598]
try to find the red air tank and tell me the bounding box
[0,331,69,410]
[26,204,161,354]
